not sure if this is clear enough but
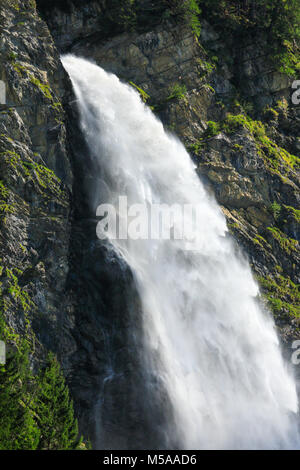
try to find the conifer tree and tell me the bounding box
[35,352,80,450]
[0,344,40,450]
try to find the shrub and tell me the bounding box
[204,121,221,138]
[269,202,281,220]
[166,83,187,102]
[166,0,201,37]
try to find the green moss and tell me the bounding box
[29,75,52,101]
[13,63,27,76]
[257,274,300,318]
[267,226,298,254]
[227,222,240,234]
[263,106,279,121]
[233,144,243,151]
[0,181,9,200]
[0,265,38,349]
[51,102,63,112]
[220,113,300,173]
[0,151,64,200]
[9,53,28,77]
[0,180,15,219]
[276,98,289,115]
[5,269,32,314]
[0,150,21,170]
[28,75,63,112]
[276,40,300,78]
[253,238,263,247]
[252,234,271,249]
[6,0,20,11]
[9,63,62,113]
[0,202,15,217]
[0,282,20,345]
[205,84,215,94]
[19,244,27,254]
[283,205,300,223]
[0,306,19,344]
[1,135,13,144]
[222,113,263,135]
[21,161,63,198]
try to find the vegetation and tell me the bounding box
[166,83,187,102]
[196,58,216,78]
[6,0,20,11]
[263,106,279,122]
[203,121,221,138]
[0,267,31,345]
[129,82,150,103]
[29,75,53,101]
[8,54,63,113]
[283,205,300,223]
[35,353,81,450]
[0,234,82,450]
[0,186,80,450]
[167,0,202,37]
[269,202,281,221]
[252,234,271,250]
[199,0,300,76]
[183,0,201,37]
[197,113,300,174]
[44,0,202,37]
[267,227,298,254]
[188,140,204,156]
[0,149,66,204]
[21,160,64,198]
[0,181,15,219]
[257,274,300,318]
[0,343,40,450]
[0,347,82,450]
[104,0,137,32]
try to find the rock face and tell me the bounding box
[0,0,74,368]
[0,0,299,449]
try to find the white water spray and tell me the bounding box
[62,55,299,449]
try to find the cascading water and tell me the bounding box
[62,55,299,450]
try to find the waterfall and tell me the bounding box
[62,55,299,450]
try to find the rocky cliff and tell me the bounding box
[0,0,73,382]
[0,0,299,449]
